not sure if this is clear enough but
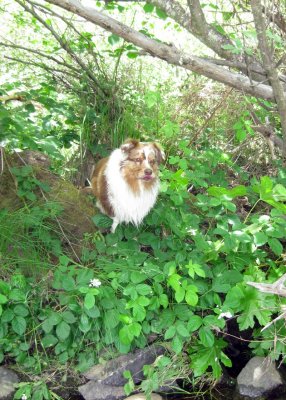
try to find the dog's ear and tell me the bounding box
[153,143,165,164]
[121,139,139,153]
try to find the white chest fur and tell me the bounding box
[105,149,159,231]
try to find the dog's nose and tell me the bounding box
[144,168,153,175]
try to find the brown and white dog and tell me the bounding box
[90,139,164,232]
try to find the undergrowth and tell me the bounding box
[1,141,286,399]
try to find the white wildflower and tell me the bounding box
[218,311,233,320]
[89,278,102,288]
[21,395,28,400]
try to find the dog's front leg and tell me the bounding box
[111,218,119,233]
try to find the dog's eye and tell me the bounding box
[149,159,155,165]
[135,158,141,163]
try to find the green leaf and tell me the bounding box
[62,276,75,291]
[185,287,198,306]
[164,325,176,340]
[136,284,152,295]
[199,327,215,347]
[92,214,113,228]
[159,293,168,308]
[0,294,8,304]
[12,316,27,335]
[62,311,76,324]
[175,286,185,303]
[127,52,138,59]
[236,287,274,330]
[176,322,190,337]
[236,129,246,142]
[187,315,203,332]
[79,314,91,333]
[130,271,147,284]
[171,335,183,354]
[108,33,121,45]
[156,7,167,19]
[104,309,119,329]
[143,3,155,13]
[42,334,58,348]
[84,293,95,310]
[268,238,283,256]
[13,305,29,317]
[56,320,71,341]
[129,322,141,337]
[253,232,268,247]
[2,309,15,323]
[119,325,134,345]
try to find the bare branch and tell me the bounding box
[15,0,107,98]
[29,0,108,79]
[0,41,80,73]
[4,55,79,78]
[247,273,286,297]
[263,4,286,34]
[248,107,284,150]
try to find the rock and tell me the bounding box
[0,366,19,400]
[157,380,180,394]
[124,394,163,400]
[84,345,165,385]
[78,381,125,400]
[236,356,286,398]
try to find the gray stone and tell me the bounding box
[157,380,180,394]
[84,345,165,385]
[78,381,125,400]
[0,366,19,400]
[236,356,285,398]
[124,395,163,400]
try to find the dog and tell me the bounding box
[90,139,164,232]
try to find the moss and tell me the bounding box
[0,151,97,258]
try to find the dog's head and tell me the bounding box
[120,139,165,183]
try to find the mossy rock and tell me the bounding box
[0,150,96,258]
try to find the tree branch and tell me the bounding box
[251,0,286,157]
[42,0,278,101]
[15,0,107,98]
[4,55,80,78]
[247,273,286,297]
[29,0,108,79]
[0,41,80,73]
